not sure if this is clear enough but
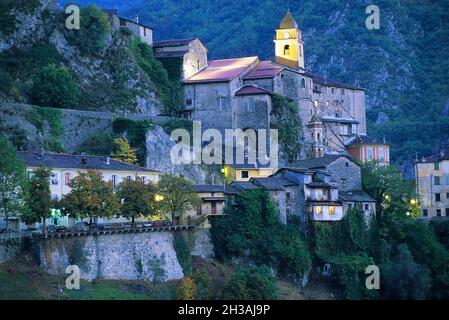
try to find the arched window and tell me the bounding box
[317,133,321,142]
[301,78,306,89]
[284,45,290,55]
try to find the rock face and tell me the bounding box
[38,232,184,281]
[0,239,22,264]
[36,229,214,281]
[145,126,223,184]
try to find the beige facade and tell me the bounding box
[416,155,449,218]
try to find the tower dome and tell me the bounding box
[279,10,299,29]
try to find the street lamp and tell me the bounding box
[155,194,164,202]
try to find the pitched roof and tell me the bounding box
[154,50,189,58]
[153,38,196,48]
[288,154,357,169]
[17,152,159,173]
[416,148,449,163]
[322,117,359,124]
[345,135,388,146]
[194,185,226,193]
[305,72,364,91]
[234,85,271,96]
[250,176,298,191]
[306,181,335,188]
[243,61,284,80]
[226,181,260,194]
[339,190,376,202]
[185,57,259,83]
[279,10,299,29]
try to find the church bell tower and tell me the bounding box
[274,10,304,70]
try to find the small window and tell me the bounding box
[112,175,118,188]
[446,193,449,199]
[301,78,306,88]
[341,88,345,95]
[435,176,441,185]
[219,97,227,111]
[120,19,126,26]
[434,162,440,170]
[65,172,71,186]
[351,124,358,135]
[446,175,449,185]
[379,147,385,160]
[436,193,441,202]
[423,209,428,217]
[247,97,255,112]
[331,88,335,94]
[437,209,442,217]
[141,176,146,184]
[446,208,449,216]
[185,98,192,106]
[364,203,370,211]
[286,192,291,200]
[127,175,132,181]
[314,100,319,107]
[241,171,249,179]
[196,205,202,216]
[367,147,374,161]
[284,45,290,55]
[348,203,353,208]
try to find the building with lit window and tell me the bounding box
[415,148,449,218]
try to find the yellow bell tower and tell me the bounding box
[274,10,304,70]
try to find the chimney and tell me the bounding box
[106,157,110,165]
[39,148,45,159]
[134,16,139,23]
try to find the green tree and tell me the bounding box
[25,167,52,235]
[211,190,311,279]
[157,174,200,225]
[79,133,115,156]
[31,64,78,108]
[270,94,302,162]
[176,277,197,300]
[61,170,120,228]
[382,243,432,300]
[221,266,278,300]
[116,177,157,228]
[0,137,28,231]
[67,4,111,55]
[112,137,138,165]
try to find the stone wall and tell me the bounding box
[36,229,213,281]
[0,238,22,264]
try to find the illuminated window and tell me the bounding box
[314,100,319,107]
[316,206,322,215]
[284,45,290,55]
[329,206,335,215]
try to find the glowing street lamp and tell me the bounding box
[155,194,164,202]
[410,199,417,205]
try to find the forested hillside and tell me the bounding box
[66,0,449,168]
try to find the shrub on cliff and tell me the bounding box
[66,4,111,55]
[210,190,311,279]
[31,64,78,108]
[221,266,277,300]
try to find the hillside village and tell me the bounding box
[1,0,449,301]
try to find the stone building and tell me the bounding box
[415,148,449,218]
[103,9,153,45]
[175,10,379,171]
[184,185,226,227]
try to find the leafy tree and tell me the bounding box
[361,161,418,222]
[67,4,111,55]
[221,266,278,300]
[0,137,28,231]
[31,64,78,108]
[270,94,302,162]
[157,174,200,225]
[61,170,120,227]
[24,167,52,235]
[191,270,212,300]
[211,190,311,279]
[112,137,138,165]
[116,177,157,228]
[382,244,432,300]
[176,277,197,300]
